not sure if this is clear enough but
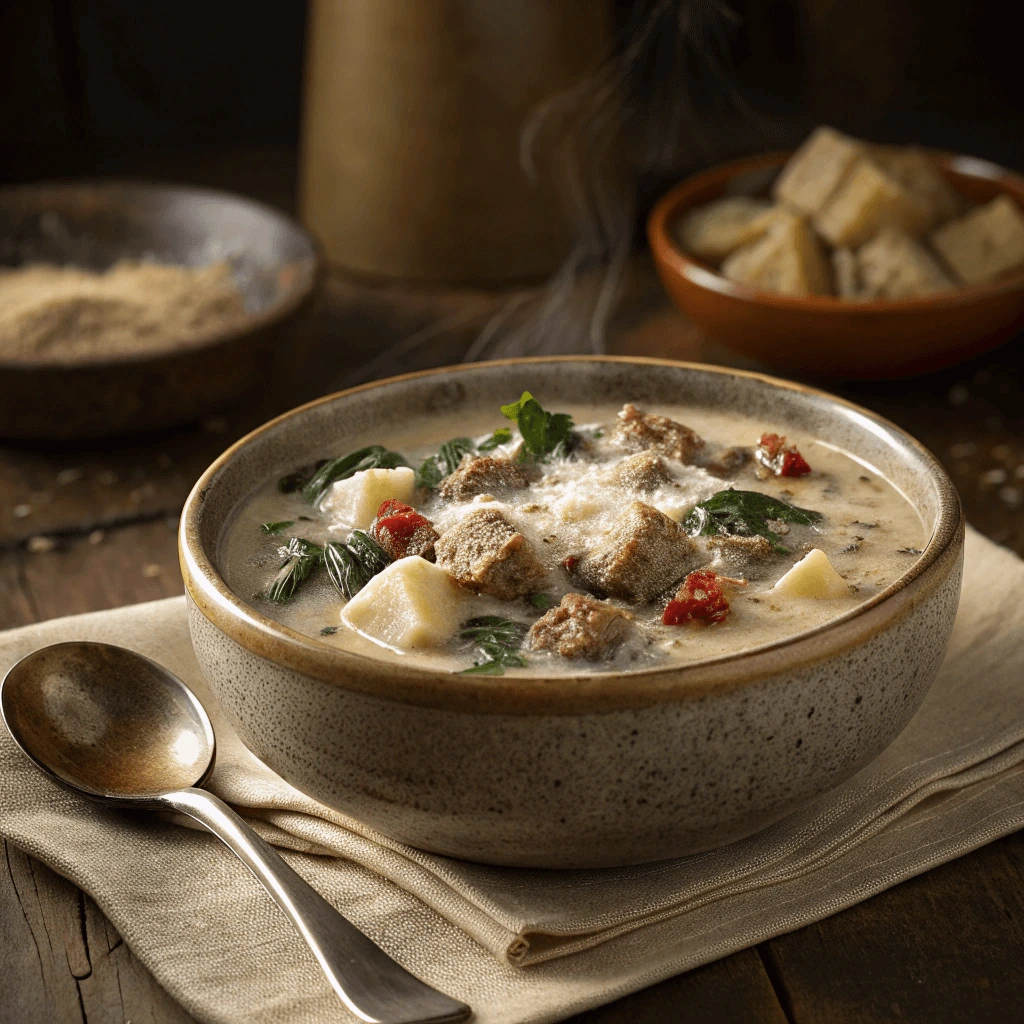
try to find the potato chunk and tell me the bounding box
[773,126,865,215]
[871,146,961,229]
[320,467,416,528]
[857,227,955,300]
[722,217,831,297]
[576,501,695,603]
[931,195,1024,286]
[341,557,467,650]
[772,548,850,599]
[435,508,546,599]
[814,159,930,248]
[675,197,782,264]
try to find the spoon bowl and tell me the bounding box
[1,641,214,801]
[0,641,470,1024]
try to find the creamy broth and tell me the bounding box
[220,401,928,675]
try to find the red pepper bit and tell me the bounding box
[371,499,437,559]
[562,555,579,572]
[663,569,731,626]
[757,432,811,477]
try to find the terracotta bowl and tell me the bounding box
[647,152,1024,378]
[0,181,320,439]
[180,357,963,868]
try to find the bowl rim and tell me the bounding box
[0,179,322,371]
[647,149,1024,314]
[179,356,964,715]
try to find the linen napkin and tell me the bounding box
[2,525,1024,1024]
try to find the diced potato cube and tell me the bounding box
[930,195,1024,286]
[341,557,467,650]
[814,159,931,248]
[675,197,782,264]
[832,247,861,300]
[857,227,955,299]
[871,146,961,229]
[721,216,831,297]
[320,467,415,528]
[773,127,865,215]
[772,549,850,599]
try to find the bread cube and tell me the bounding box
[931,195,1024,286]
[675,196,782,264]
[773,127,865,215]
[576,501,695,603]
[435,508,546,599]
[612,404,703,463]
[605,451,670,492]
[871,146,961,229]
[722,216,831,297]
[832,247,861,300]
[527,593,633,660]
[321,467,416,528]
[772,548,850,599]
[437,456,529,502]
[814,159,931,247]
[857,227,955,299]
[341,557,467,650]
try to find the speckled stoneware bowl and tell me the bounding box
[180,357,964,869]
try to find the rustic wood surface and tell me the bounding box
[2,150,1024,1023]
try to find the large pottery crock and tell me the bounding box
[180,357,964,868]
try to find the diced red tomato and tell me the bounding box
[756,432,811,477]
[371,500,437,559]
[562,555,579,572]
[663,569,731,626]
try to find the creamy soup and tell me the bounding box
[221,395,928,675]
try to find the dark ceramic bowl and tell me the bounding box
[0,181,320,439]
[648,151,1024,378]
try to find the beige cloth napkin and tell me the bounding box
[3,525,1024,1024]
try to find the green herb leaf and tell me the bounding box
[319,625,338,636]
[477,427,512,452]
[324,531,392,599]
[500,391,576,460]
[302,446,409,505]
[260,520,295,535]
[278,460,327,494]
[265,538,323,603]
[459,615,528,675]
[415,437,476,489]
[683,489,822,554]
[527,592,556,611]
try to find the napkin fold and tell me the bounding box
[2,526,1024,1024]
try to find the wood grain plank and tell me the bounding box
[760,830,1024,1024]
[565,948,789,1023]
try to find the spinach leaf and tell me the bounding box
[260,520,294,535]
[527,592,556,611]
[301,446,409,505]
[500,391,575,460]
[477,427,512,452]
[459,616,529,675]
[324,531,391,599]
[683,489,822,554]
[265,538,323,603]
[415,437,476,489]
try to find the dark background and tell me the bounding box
[2,0,1022,190]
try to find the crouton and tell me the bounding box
[931,195,1024,286]
[773,127,866,215]
[857,227,955,299]
[612,404,704,463]
[435,508,546,599]
[870,146,961,229]
[675,196,783,264]
[438,455,529,502]
[722,216,831,296]
[527,593,633,660]
[576,501,696,603]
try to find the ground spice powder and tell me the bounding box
[0,260,248,361]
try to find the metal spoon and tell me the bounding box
[0,641,471,1024]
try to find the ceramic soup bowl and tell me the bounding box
[180,357,963,868]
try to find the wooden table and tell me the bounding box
[3,152,1024,1024]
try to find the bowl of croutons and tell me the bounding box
[648,127,1024,377]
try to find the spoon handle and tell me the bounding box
[159,788,470,1024]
